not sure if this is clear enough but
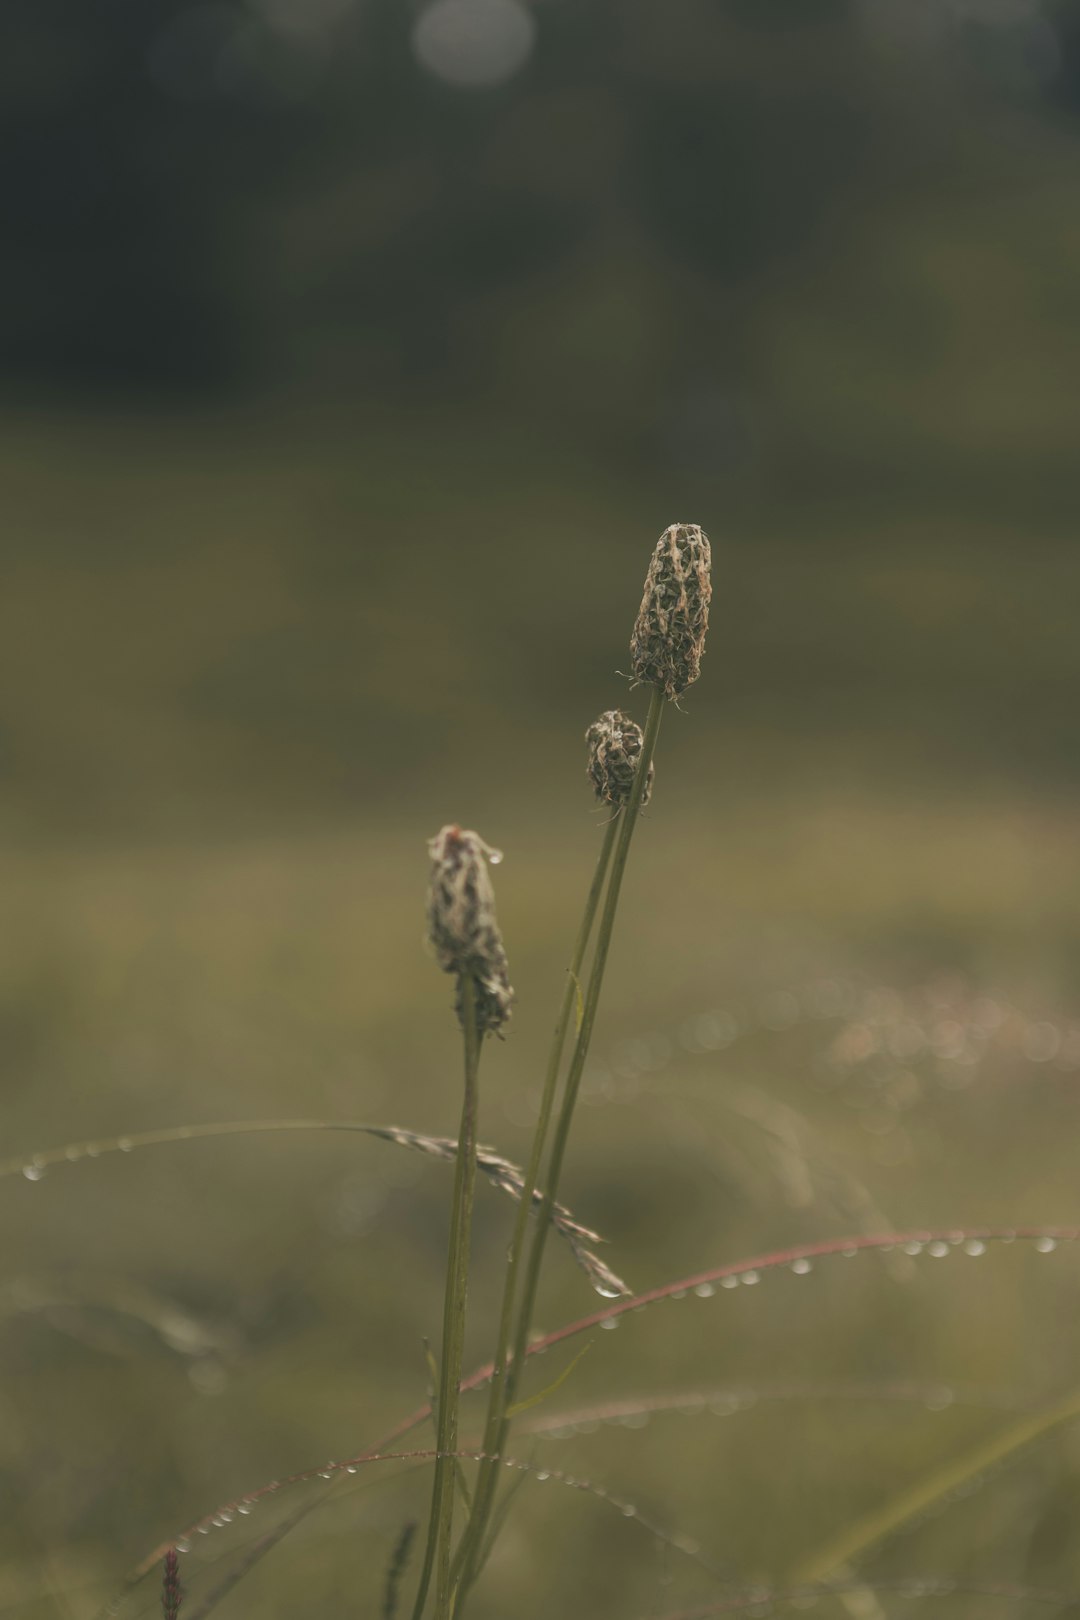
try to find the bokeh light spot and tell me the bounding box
[412,0,536,90]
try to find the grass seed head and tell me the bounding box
[630,523,712,699]
[161,1547,182,1619]
[585,709,654,809]
[426,825,514,1037]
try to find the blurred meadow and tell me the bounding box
[4,0,1080,1615]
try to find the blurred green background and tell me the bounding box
[4,1,1080,1615]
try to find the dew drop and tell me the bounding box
[345,1465,358,1475]
[670,1289,687,1301]
[488,850,504,866]
[237,1505,253,1516]
[118,1137,134,1152]
[593,1282,624,1300]
[620,1502,636,1517]
[197,1526,210,1535]
[21,1163,45,1181]
[840,1247,858,1259]
[740,1270,760,1286]
[694,1282,715,1298]
[964,1239,986,1257]
[927,1241,950,1258]
[599,1316,619,1330]
[903,1241,923,1256]
[534,1470,550,1482]
[790,1258,812,1275]
[175,1539,191,1554]
[1035,1235,1057,1253]
[720,1275,739,1289]
[219,1510,235,1524]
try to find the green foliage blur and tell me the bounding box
[3,1,1080,1616]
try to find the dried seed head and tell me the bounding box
[630,523,712,699]
[161,1547,182,1620]
[427,825,514,1037]
[585,710,654,809]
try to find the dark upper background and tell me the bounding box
[3,0,1080,843]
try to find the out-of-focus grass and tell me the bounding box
[4,806,1080,1616]
[2,401,1080,1617]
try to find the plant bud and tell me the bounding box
[585,709,654,809]
[427,825,514,1037]
[630,523,711,699]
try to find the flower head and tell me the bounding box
[630,523,711,699]
[585,709,654,809]
[427,825,514,1037]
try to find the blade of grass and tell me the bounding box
[794,1383,1080,1587]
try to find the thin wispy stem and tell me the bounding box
[3,1118,615,1287]
[411,976,482,1620]
[450,812,621,1597]
[454,688,665,1607]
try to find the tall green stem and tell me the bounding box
[455,687,665,1609]
[410,976,482,1620]
[449,814,621,1598]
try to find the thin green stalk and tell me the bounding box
[455,687,665,1609]
[410,976,482,1620]
[794,1383,1080,1587]
[448,813,621,1595]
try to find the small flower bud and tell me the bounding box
[427,825,514,1037]
[585,709,654,809]
[630,523,712,699]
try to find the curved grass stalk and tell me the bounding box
[2,1117,616,1288]
[647,1576,1080,1618]
[512,1378,1033,1439]
[106,1447,716,1620]
[120,1224,1080,1590]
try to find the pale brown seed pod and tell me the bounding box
[585,710,654,810]
[630,523,712,699]
[426,825,514,1037]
